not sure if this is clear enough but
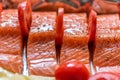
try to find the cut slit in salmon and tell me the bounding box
[0,9,23,73]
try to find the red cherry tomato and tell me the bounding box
[55,60,89,80]
[89,72,120,80]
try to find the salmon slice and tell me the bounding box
[0,9,23,73]
[27,12,56,76]
[28,12,120,76]
[86,13,120,75]
[27,12,88,76]
[94,14,120,67]
[61,13,120,75]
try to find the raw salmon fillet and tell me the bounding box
[95,14,120,67]
[0,9,23,73]
[27,12,88,76]
[27,12,56,76]
[0,9,120,77]
[27,12,120,76]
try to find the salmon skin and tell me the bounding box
[27,12,120,76]
[3,0,120,13]
[0,9,23,73]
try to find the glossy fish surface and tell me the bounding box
[0,9,23,73]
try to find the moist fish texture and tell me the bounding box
[88,13,120,75]
[27,12,57,76]
[27,12,120,76]
[27,12,88,76]
[95,14,120,67]
[0,9,120,76]
[0,9,23,73]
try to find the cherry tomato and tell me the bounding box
[55,60,89,80]
[89,72,120,80]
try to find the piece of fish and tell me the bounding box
[27,12,120,76]
[27,12,57,76]
[95,14,120,67]
[27,12,89,76]
[0,9,120,77]
[0,9,23,73]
